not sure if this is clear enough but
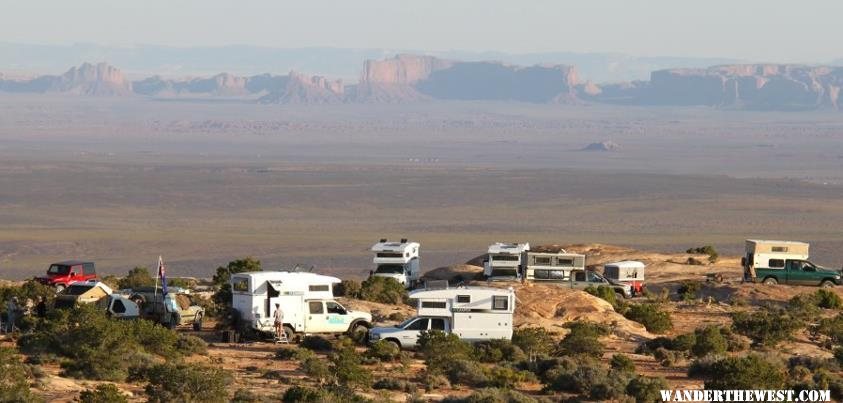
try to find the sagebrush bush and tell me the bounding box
[585,285,619,308]
[624,303,673,333]
[627,376,670,403]
[557,321,609,358]
[373,378,413,391]
[231,388,260,403]
[366,340,402,362]
[677,281,702,302]
[359,276,407,304]
[731,308,804,347]
[330,343,372,389]
[78,383,128,403]
[334,279,361,298]
[144,362,232,403]
[691,326,728,357]
[703,354,786,390]
[418,331,474,373]
[686,245,718,263]
[300,335,333,351]
[300,355,332,384]
[610,354,636,373]
[0,347,38,403]
[473,339,526,363]
[442,388,538,403]
[511,327,556,358]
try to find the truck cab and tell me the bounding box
[369,316,450,349]
[756,259,841,287]
[36,260,97,292]
[371,238,421,288]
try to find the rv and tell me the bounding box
[371,238,421,288]
[602,261,646,296]
[743,240,841,287]
[368,284,515,349]
[484,242,530,280]
[230,271,372,340]
[523,250,585,282]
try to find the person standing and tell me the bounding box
[36,296,47,318]
[5,297,19,333]
[273,303,285,339]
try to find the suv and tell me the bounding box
[35,261,97,292]
[130,287,205,330]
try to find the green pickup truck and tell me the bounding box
[753,259,842,287]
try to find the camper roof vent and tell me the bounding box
[424,280,449,290]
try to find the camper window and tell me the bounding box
[326,301,346,315]
[309,285,330,292]
[772,246,788,252]
[534,256,552,265]
[308,301,324,314]
[573,271,586,282]
[112,299,126,314]
[405,318,429,331]
[493,255,520,262]
[492,296,509,310]
[376,252,403,258]
[769,259,785,268]
[232,278,249,292]
[431,318,446,331]
[421,301,447,309]
[375,264,404,274]
[456,295,471,303]
[556,258,574,267]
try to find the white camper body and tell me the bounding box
[371,239,421,288]
[230,271,372,337]
[744,240,810,272]
[54,281,140,319]
[484,242,530,280]
[602,261,646,283]
[523,250,586,282]
[368,285,515,349]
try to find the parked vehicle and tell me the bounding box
[230,271,372,340]
[35,260,97,292]
[602,261,646,296]
[484,242,530,281]
[523,250,585,282]
[368,284,515,349]
[743,239,842,287]
[567,269,633,298]
[130,287,205,330]
[53,281,140,319]
[371,238,421,288]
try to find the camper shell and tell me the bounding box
[371,238,421,288]
[53,281,140,319]
[523,250,585,282]
[230,271,372,339]
[743,240,841,287]
[368,284,515,349]
[603,261,646,295]
[484,242,530,280]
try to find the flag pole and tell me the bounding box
[154,255,160,300]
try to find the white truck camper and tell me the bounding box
[602,261,646,295]
[484,242,530,280]
[230,271,372,340]
[371,238,421,288]
[523,250,585,282]
[368,284,516,349]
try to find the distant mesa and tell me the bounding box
[581,141,620,152]
[0,62,131,96]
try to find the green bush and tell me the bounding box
[686,245,718,263]
[486,366,535,389]
[610,354,636,373]
[334,280,361,298]
[372,378,412,392]
[445,359,490,387]
[585,285,619,308]
[473,339,526,363]
[144,363,232,403]
[624,303,673,333]
[366,340,402,362]
[731,308,804,347]
[300,356,331,384]
[231,388,261,403]
[117,266,155,290]
[281,386,339,403]
[79,383,128,403]
[677,281,702,302]
[703,354,786,390]
[545,358,608,394]
[211,257,262,311]
[421,372,451,391]
[691,326,728,357]
[330,343,372,389]
[653,347,683,367]
[175,335,209,356]
[442,388,538,403]
[627,376,669,403]
[358,276,407,304]
[687,354,724,378]
[792,289,843,311]
[300,335,333,351]
[511,327,556,358]
[0,347,39,403]
[557,321,609,358]
[418,331,474,373]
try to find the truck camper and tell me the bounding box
[371,238,421,288]
[484,242,530,280]
[743,240,841,287]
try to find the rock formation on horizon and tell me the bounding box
[0,62,132,96]
[581,141,620,152]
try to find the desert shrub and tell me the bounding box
[281,386,350,403]
[358,276,407,304]
[144,362,232,403]
[653,347,683,367]
[334,279,361,298]
[418,330,474,373]
[610,354,636,373]
[691,325,727,357]
[421,372,451,391]
[556,321,609,358]
[624,303,673,333]
[704,354,786,390]
[687,354,724,378]
[511,327,556,358]
[635,337,676,355]
[372,378,412,392]
[0,347,38,403]
[474,339,526,363]
[79,383,128,403]
[300,355,331,384]
[176,334,208,356]
[627,376,669,403]
[211,257,262,311]
[815,289,843,309]
[387,312,406,321]
[330,343,372,389]
[792,289,843,311]
[686,245,718,263]
[366,340,402,362]
[231,388,261,403]
[529,356,579,384]
[585,285,619,308]
[117,266,155,290]
[486,366,535,388]
[300,335,333,351]
[544,358,608,394]
[677,281,702,302]
[446,359,490,387]
[442,388,538,403]
[731,308,804,347]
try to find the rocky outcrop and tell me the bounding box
[586,64,843,110]
[133,73,288,97]
[0,62,132,95]
[258,72,344,104]
[581,141,620,152]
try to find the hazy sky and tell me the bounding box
[2,0,841,62]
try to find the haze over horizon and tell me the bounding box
[2,0,842,64]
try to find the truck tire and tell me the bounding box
[192,313,204,331]
[283,325,297,343]
[821,280,835,288]
[55,284,66,293]
[386,339,402,350]
[762,277,778,285]
[348,322,370,343]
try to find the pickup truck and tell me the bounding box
[754,259,842,287]
[568,269,633,298]
[369,316,449,349]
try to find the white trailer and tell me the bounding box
[523,250,585,282]
[368,285,515,349]
[371,238,421,288]
[602,261,646,296]
[484,242,530,280]
[230,271,372,339]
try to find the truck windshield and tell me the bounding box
[375,264,404,274]
[48,265,70,275]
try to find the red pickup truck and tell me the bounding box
[35,261,98,292]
